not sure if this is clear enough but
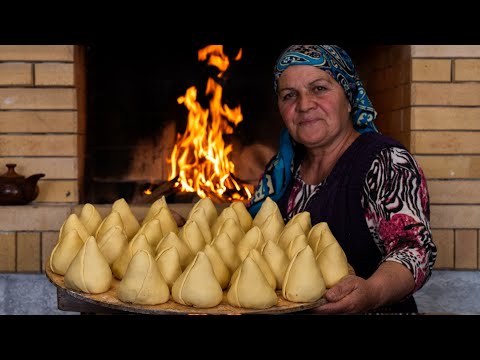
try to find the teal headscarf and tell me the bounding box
[247,45,379,217]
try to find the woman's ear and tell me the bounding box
[348,104,352,113]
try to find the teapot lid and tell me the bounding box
[0,163,25,180]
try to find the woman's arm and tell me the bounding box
[363,147,437,293]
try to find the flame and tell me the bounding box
[168,45,251,202]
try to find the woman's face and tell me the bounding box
[277,65,353,148]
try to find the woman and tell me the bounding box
[247,45,437,314]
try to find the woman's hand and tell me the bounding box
[311,261,415,314]
[311,275,379,314]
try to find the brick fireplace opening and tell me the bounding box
[82,44,285,204]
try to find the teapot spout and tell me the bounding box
[24,173,45,201]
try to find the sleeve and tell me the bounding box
[362,147,437,292]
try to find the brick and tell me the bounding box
[0,205,72,231]
[41,232,59,273]
[454,59,480,81]
[0,134,77,156]
[428,180,480,204]
[411,45,480,58]
[412,132,480,154]
[0,158,77,179]
[35,63,74,86]
[0,233,15,272]
[431,205,480,229]
[412,59,451,81]
[0,63,32,86]
[36,180,78,203]
[0,88,76,110]
[411,107,480,130]
[0,111,77,133]
[412,83,480,106]
[0,46,74,61]
[17,232,40,273]
[432,229,454,269]
[455,230,478,269]
[416,155,480,179]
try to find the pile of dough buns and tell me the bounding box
[49,196,350,310]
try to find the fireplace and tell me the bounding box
[82,44,285,204]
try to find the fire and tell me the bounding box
[168,45,252,203]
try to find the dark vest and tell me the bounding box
[277,133,417,313]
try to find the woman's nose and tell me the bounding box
[296,93,315,112]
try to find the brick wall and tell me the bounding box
[0,45,479,273]
[411,45,480,270]
[358,45,480,271]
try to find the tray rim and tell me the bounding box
[45,261,327,315]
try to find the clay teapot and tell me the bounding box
[0,164,45,205]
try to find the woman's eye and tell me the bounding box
[282,92,296,101]
[314,86,326,93]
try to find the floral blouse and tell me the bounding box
[286,147,437,292]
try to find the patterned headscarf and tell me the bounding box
[274,45,378,134]
[247,45,379,217]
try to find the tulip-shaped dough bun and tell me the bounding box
[211,207,241,237]
[49,229,84,275]
[117,249,170,305]
[152,206,179,236]
[248,249,276,290]
[285,234,309,260]
[252,196,281,228]
[203,244,230,290]
[142,196,168,225]
[216,217,245,246]
[135,219,164,248]
[187,207,212,244]
[59,213,89,243]
[227,257,278,310]
[155,246,183,289]
[278,222,305,251]
[156,232,194,269]
[316,241,350,288]
[211,232,241,274]
[64,236,113,294]
[286,211,312,234]
[112,198,140,240]
[282,245,326,303]
[308,222,337,257]
[97,225,129,267]
[172,252,223,308]
[259,212,285,245]
[189,197,218,228]
[178,219,206,255]
[237,226,265,262]
[112,233,154,280]
[95,211,125,242]
[231,201,253,233]
[261,240,290,290]
[79,203,103,236]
